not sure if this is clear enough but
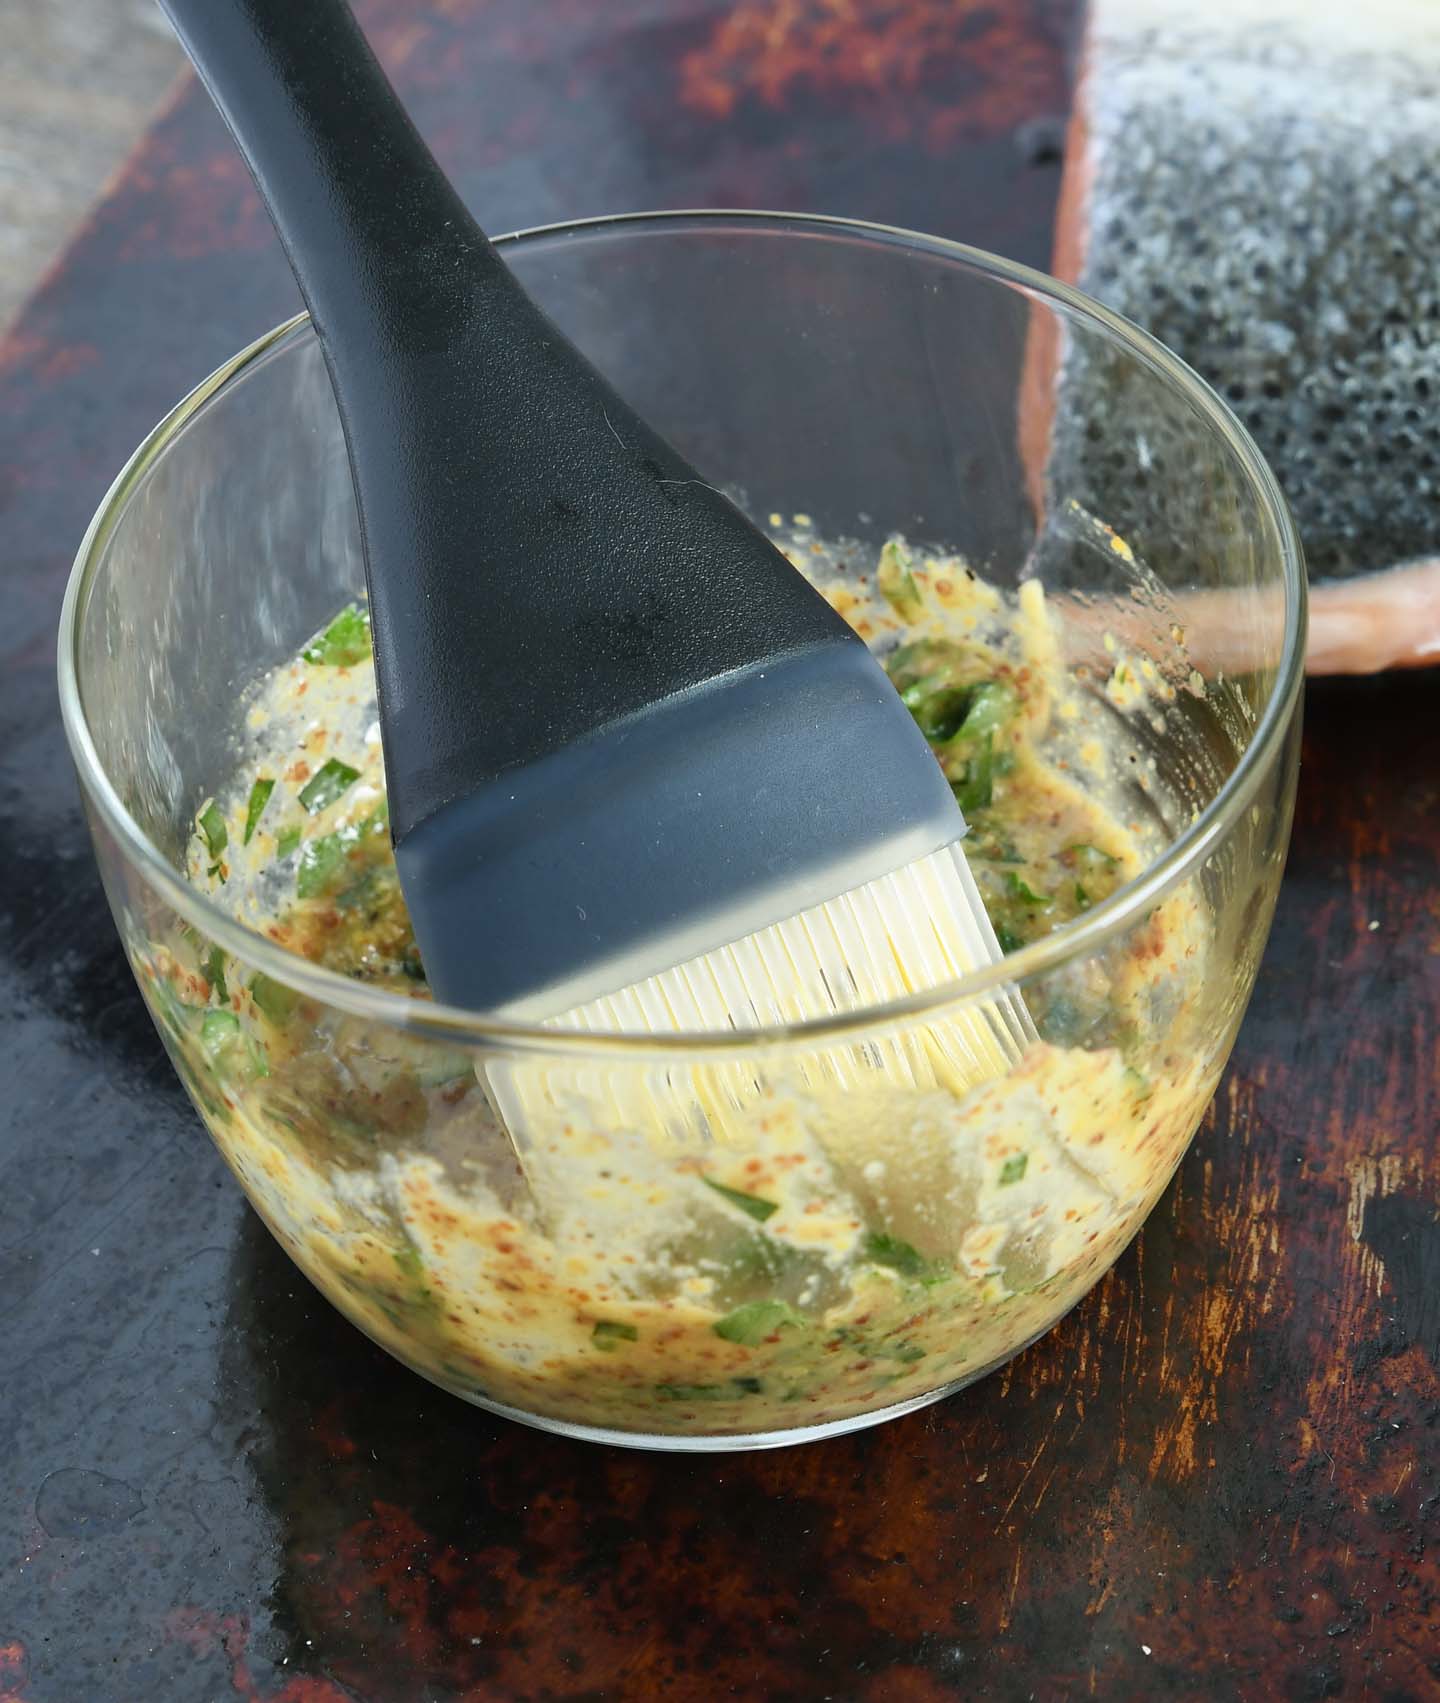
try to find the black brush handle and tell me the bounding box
[158,0,860,845]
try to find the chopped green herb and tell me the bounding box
[830,1326,928,1363]
[1062,844,1119,872]
[702,1176,779,1223]
[298,758,361,815]
[243,777,275,844]
[393,1243,426,1283]
[899,659,1017,760]
[995,923,1025,954]
[1124,1066,1153,1102]
[654,1379,765,1402]
[250,973,299,1026]
[1004,872,1051,907]
[954,680,1017,742]
[149,976,199,1039]
[197,799,228,860]
[203,945,228,1004]
[199,1009,241,1056]
[712,1300,804,1346]
[297,832,345,898]
[998,1153,1029,1186]
[391,1241,440,1314]
[903,681,972,743]
[877,538,925,623]
[882,1341,927,1364]
[296,803,388,899]
[863,1231,947,1284]
[196,1008,266,1082]
[302,603,371,667]
[592,1320,639,1350]
[951,731,994,815]
[276,824,302,859]
[885,637,969,696]
[1074,882,1090,909]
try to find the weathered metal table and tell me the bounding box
[3,3,1437,1697]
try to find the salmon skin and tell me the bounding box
[1036,0,1440,673]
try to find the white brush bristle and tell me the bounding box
[487,841,1036,1147]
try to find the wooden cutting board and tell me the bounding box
[2,4,1437,1698]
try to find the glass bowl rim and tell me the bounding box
[57,208,1307,1059]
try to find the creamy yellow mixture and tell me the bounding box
[131,534,1216,1438]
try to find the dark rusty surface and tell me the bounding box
[3,2,1439,1698]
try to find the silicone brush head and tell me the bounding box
[485,838,1038,1149]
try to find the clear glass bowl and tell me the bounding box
[58,212,1305,1450]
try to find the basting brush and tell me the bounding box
[160,0,1034,1125]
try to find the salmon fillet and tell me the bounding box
[1036,0,1440,672]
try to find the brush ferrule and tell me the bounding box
[398,641,963,1015]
